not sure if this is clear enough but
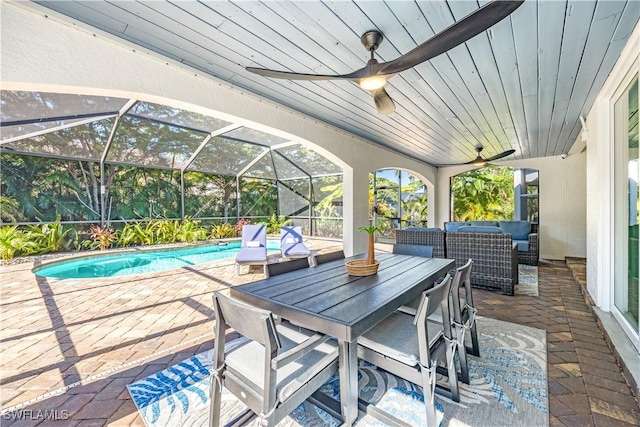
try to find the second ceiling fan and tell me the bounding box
[441,144,516,167]
[246,1,524,115]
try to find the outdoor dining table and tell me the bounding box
[230,252,455,426]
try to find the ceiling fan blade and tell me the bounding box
[372,87,396,115]
[246,64,374,81]
[484,149,516,162]
[463,155,487,165]
[378,0,524,75]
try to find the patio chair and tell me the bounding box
[209,291,339,427]
[452,259,480,359]
[393,244,434,315]
[313,250,345,266]
[392,243,434,258]
[235,224,268,276]
[422,259,477,385]
[280,226,311,258]
[357,274,460,426]
[266,257,310,277]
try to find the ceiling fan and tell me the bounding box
[444,144,516,167]
[246,1,524,115]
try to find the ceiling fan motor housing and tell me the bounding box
[361,31,384,52]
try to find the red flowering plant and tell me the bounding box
[233,219,251,236]
[90,225,115,251]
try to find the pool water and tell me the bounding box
[34,241,281,279]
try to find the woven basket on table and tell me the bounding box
[345,259,380,276]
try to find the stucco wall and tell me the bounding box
[436,152,587,260]
[0,2,439,255]
[585,20,639,309]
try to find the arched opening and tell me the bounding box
[370,168,430,242]
[0,90,346,249]
[450,166,539,225]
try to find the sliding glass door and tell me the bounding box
[614,75,639,349]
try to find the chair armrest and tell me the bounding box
[271,333,333,369]
[528,233,538,250]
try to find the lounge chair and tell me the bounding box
[235,224,268,276]
[280,226,311,258]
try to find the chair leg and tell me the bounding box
[420,367,440,427]
[455,325,470,385]
[468,319,480,357]
[444,342,460,403]
[208,373,222,427]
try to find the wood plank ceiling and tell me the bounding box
[31,0,639,167]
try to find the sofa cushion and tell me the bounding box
[457,226,504,234]
[469,221,499,227]
[393,244,434,258]
[499,221,531,240]
[444,222,470,232]
[514,240,530,252]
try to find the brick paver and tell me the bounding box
[474,261,640,426]
[1,243,638,426]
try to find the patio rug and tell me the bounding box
[515,264,538,296]
[128,317,548,427]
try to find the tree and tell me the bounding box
[451,166,514,221]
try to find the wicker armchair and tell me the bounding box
[394,228,446,258]
[499,221,538,266]
[445,232,518,295]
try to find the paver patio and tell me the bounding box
[1,241,638,426]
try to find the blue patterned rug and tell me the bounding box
[128,317,548,426]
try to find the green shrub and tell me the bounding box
[210,223,236,239]
[0,226,33,261]
[115,221,156,247]
[23,217,74,255]
[261,214,291,234]
[151,220,180,244]
[176,217,208,242]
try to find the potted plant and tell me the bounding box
[358,224,379,265]
[345,223,381,276]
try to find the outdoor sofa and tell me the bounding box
[396,223,523,295]
[445,220,538,266]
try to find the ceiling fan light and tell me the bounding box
[471,158,486,167]
[359,75,387,90]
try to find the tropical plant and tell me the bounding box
[210,223,236,239]
[314,206,343,238]
[90,225,115,250]
[233,218,251,236]
[0,196,26,223]
[240,178,278,219]
[261,214,291,234]
[451,166,514,221]
[114,221,157,247]
[0,226,30,261]
[22,217,74,254]
[358,224,383,265]
[1,152,102,223]
[176,217,208,242]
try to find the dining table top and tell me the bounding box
[230,252,455,342]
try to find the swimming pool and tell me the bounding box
[34,241,281,279]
